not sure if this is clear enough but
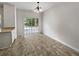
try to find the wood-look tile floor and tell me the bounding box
[0,34,79,56]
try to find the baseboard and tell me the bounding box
[44,33,79,52]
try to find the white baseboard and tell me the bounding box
[44,33,79,52]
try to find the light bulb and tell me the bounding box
[39,9,42,12]
[36,11,39,13]
[39,7,42,12]
[34,9,37,12]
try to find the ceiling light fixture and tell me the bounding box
[34,2,42,13]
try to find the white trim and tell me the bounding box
[44,33,79,52]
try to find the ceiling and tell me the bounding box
[7,2,59,12]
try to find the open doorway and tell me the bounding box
[24,17,39,35]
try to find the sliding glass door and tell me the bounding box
[24,17,39,35]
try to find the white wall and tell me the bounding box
[43,2,79,51]
[0,7,3,27]
[16,9,42,36]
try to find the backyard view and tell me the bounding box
[24,17,39,34]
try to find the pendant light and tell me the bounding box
[34,2,42,13]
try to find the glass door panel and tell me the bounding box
[24,17,39,35]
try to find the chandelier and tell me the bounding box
[34,2,42,13]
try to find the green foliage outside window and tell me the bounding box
[24,17,38,27]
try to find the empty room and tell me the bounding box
[0,2,79,56]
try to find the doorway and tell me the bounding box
[24,17,39,35]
